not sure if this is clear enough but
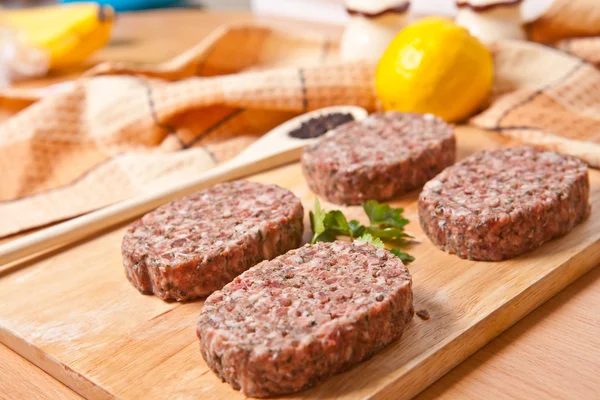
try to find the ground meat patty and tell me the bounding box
[122,180,304,301]
[418,146,590,261]
[197,240,413,397]
[301,111,455,205]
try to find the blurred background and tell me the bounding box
[0,0,551,21]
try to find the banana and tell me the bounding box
[1,3,114,69]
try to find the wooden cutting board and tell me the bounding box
[1,127,599,400]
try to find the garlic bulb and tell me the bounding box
[455,0,526,43]
[340,0,410,61]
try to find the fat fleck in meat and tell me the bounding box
[197,240,414,397]
[122,180,304,301]
[301,111,456,205]
[418,146,590,261]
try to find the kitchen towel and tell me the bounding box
[0,25,375,237]
[0,0,600,237]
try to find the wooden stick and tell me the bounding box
[0,148,300,272]
[0,105,367,271]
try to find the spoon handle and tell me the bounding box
[0,148,300,273]
[0,104,368,271]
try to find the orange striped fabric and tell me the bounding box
[1,0,600,236]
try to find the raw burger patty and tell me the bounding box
[197,240,414,397]
[418,146,590,261]
[301,111,455,205]
[122,180,304,301]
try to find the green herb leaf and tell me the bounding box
[309,198,415,263]
[309,197,326,244]
[311,199,350,243]
[357,233,384,249]
[348,220,366,238]
[390,248,415,263]
[313,230,338,243]
[365,226,413,240]
[363,200,408,229]
[323,210,351,236]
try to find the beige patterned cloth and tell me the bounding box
[1,0,600,237]
[0,26,375,237]
[472,40,600,166]
[526,0,600,44]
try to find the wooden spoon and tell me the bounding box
[0,106,367,271]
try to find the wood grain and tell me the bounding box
[0,127,599,399]
[3,9,600,400]
[4,265,599,400]
[417,264,600,400]
[0,344,82,400]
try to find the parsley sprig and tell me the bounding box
[309,198,415,263]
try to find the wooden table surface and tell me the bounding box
[1,9,599,400]
[0,344,83,400]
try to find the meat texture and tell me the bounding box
[198,240,414,397]
[418,146,590,260]
[122,180,304,301]
[301,111,456,205]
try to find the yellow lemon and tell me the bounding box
[2,4,114,69]
[375,17,493,122]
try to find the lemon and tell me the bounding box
[2,4,114,69]
[375,17,493,122]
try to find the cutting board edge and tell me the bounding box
[369,238,600,400]
[0,326,114,400]
[1,134,599,399]
[3,239,598,400]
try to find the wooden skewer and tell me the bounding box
[0,106,368,271]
